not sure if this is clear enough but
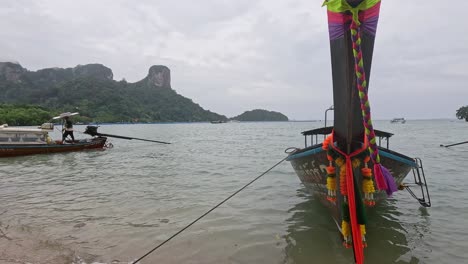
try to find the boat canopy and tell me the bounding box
[52,112,79,120]
[0,130,48,144]
[301,126,393,148]
[0,123,53,145]
[301,126,393,138]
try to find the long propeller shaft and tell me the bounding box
[83,126,171,144]
[95,132,171,144]
[440,141,468,148]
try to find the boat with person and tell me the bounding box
[285,1,430,263]
[0,112,170,158]
[390,118,406,124]
[0,112,108,158]
[0,123,107,158]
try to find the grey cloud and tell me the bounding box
[0,0,466,120]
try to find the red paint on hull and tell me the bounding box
[0,137,107,158]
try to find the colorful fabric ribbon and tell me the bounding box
[330,131,367,264]
[349,12,398,196]
[327,1,381,40]
[325,0,397,196]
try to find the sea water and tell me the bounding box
[0,120,467,264]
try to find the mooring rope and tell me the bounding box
[130,156,289,264]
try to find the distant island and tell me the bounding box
[231,109,288,122]
[0,62,226,124]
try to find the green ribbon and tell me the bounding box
[322,0,381,25]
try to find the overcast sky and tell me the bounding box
[1,0,467,120]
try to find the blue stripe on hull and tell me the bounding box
[286,146,323,161]
[378,150,417,167]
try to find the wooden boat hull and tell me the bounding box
[287,144,416,221]
[0,137,107,158]
[286,1,431,262]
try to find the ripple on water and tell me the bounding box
[0,121,467,263]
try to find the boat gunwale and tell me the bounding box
[301,126,394,138]
[287,143,417,167]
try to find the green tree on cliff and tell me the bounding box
[456,106,468,121]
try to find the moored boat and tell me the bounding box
[286,126,424,220]
[286,1,430,263]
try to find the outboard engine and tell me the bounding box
[84,125,99,136]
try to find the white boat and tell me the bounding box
[390,118,406,123]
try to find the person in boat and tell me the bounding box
[62,116,75,142]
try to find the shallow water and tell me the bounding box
[0,120,467,264]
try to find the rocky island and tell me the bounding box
[231,109,288,121]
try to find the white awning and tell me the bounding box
[52,112,79,120]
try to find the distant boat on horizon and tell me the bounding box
[390,118,406,124]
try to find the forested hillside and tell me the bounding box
[0,62,226,123]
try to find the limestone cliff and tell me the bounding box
[0,62,113,85]
[0,62,26,83]
[145,65,171,89]
[0,61,226,122]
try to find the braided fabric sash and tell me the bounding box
[349,8,397,196]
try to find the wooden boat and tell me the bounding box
[287,126,426,218]
[0,111,170,158]
[0,123,107,158]
[286,1,430,263]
